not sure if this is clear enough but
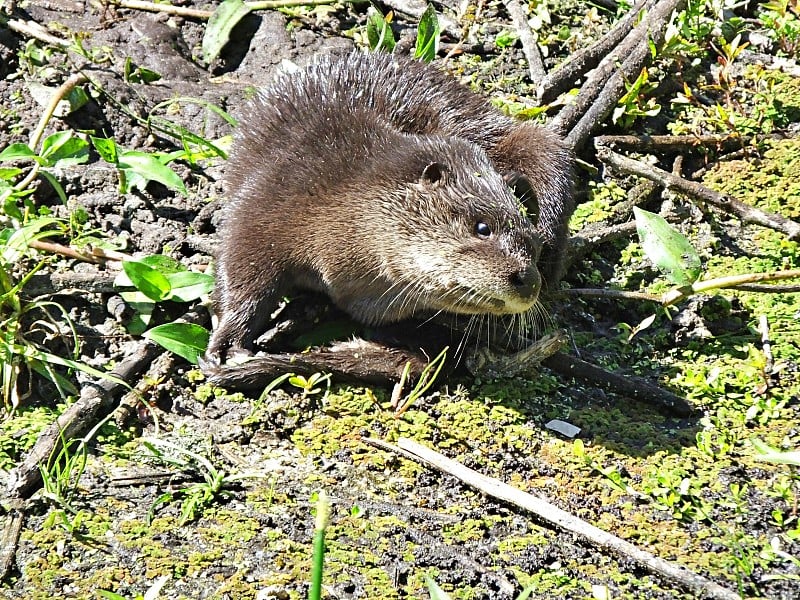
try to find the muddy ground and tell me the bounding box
[1,1,800,599]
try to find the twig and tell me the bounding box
[113,353,177,427]
[4,18,70,48]
[28,240,105,265]
[553,0,687,149]
[538,0,656,104]
[594,132,787,154]
[503,0,546,83]
[10,74,88,193]
[112,0,362,19]
[0,508,25,583]
[364,437,740,600]
[758,315,774,380]
[567,270,800,308]
[541,351,693,416]
[596,146,800,241]
[27,74,87,152]
[732,283,800,293]
[561,287,660,302]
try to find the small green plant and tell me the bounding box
[759,0,800,57]
[0,130,89,215]
[115,254,213,363]
[38,432,87,515]
[393,346,448,417]
[612,67,661,127]
[0,218,124,409]
[366,3,440,62]
[90,136,188,197]
[288,372,331,400]
[142,436,264,524]
[309,491,330,600]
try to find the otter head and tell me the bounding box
[379,136,544,319]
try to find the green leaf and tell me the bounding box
[0,167,24,180]
[202,0,251,63]
[140,254,185,274]
[366,8,396,53]
[414,5,440,62]
[751,438,800,467]
[144,323,210,364]
[91,136,118,164]
[122,260,172,302]
[425,576,453,600]
[633,207,702,286]
[123,57,162,84]
[164,271,214,302]
[38,170,68,204]
[0,143,37,163]
[118,150,188,196]
[40,132,89,168]
[28,82,88,117]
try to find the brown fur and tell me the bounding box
[206,51,574,365]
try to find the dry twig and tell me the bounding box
[552,0,687,149]
[538,0,657,104]
[596,146,800,240]
[503,0,546,83]
[365,437,740,600]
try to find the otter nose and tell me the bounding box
[510,265,541,299]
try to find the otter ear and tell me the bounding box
[504,172,539,225]
[420,162,448,186]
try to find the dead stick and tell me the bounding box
[538,0,656,104]
[28,240,105,265]
[366,437,740,600]
[596,146,800,240]
[503,0,546,83]
[3,339,163,502]
[758,315,774,379]
[555,0,687,148]
[542,352,693,416]
[593,133,789,153]
[0,508,25,582]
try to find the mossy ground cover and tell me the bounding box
[1,1,800,599]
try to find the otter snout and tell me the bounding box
[510,264,541,301]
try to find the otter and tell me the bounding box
[204,50,574,381]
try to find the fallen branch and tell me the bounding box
[538,0,657,104]
[553,0,687,149]
[593,132,788,154]
[112,0,364,19]
[4,17,70,48]
[27,239,130,265]
[542,351,693,416]
[503,0,546,83]
[365,437,740,600]
[566,269,800,307]
[24,271,118,296]
[3,339,161,502]
[596,146,800,240]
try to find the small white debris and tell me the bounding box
[545,419,581,438]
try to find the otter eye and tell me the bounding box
[475,221,492,238]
